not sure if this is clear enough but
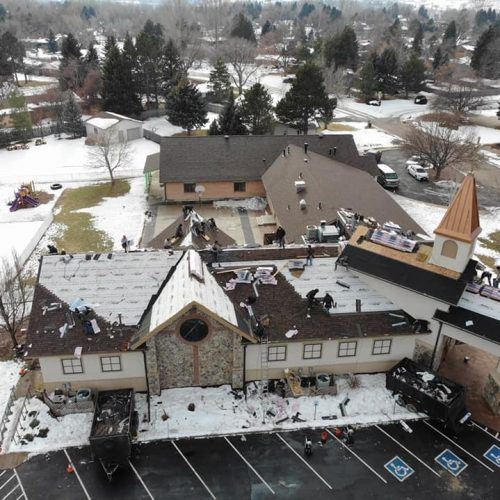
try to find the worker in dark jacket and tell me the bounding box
[323,293,335,313]
[306,245,314,265]
[276,226,286,248]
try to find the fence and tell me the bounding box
[0,123,86,148]
[143,128,163,144]
[11,386,33,446]
[0,386,17,450]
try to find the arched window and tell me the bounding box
[441,239,458,259]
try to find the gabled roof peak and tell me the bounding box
[434,174,481,243]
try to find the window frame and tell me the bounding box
[184,183,196,193]
[61,358,83,375]
[268,345,287,362]
[337,341,357,358]
[303,343,322,360]
[100,355,122,372]
[372,339,392,356]
[233,181,246,193]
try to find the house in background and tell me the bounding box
[85,111,143,143]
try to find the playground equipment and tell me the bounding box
[9,182,40,212]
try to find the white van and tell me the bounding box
[376,164,400,189]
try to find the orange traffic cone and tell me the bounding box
[67,464,75,473]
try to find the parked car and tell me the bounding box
[414,95,428,105]
[376,163,400,189]
[407,164,429,181]
[407,155,431,168]
[367,99,381,106]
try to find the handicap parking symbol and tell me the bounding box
[384,456,415,482]
[483,444,500,468]
[435,449,468,476]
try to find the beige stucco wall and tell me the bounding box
[245,335,419,381]
[165,180,266,202]
[39,351,147,392]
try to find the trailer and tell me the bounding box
[386,358,470,433]
[89,389,138,480]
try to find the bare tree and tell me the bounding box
[219,38,259,94]
[0,252,32,350]
[432,82,486,117]
[398,122,481,179]
[87,131,132,185]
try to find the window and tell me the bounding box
[184,183,196,193]
[234,182,246,192]
[180,319,209,342]
[268,346,286,361]
[372,339,392,355]
[441,239,458,259]
[338,341,357,357]
[303,343,322,359]
[61,358,83,374]
[101,356,122,372]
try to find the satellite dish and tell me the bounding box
[195,184,205,194]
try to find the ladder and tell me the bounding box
[260,337,269,394]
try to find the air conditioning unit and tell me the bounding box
[306,225,318,241]
[318,224,340,243]
[295,180,306,192]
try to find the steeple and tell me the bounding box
[434,174,481,243]
[430,174,481,274]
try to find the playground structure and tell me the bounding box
[9,182,40,212]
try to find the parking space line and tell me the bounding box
[0,476,15,492]
[128,461,154,500]
[423,421,494,472]
[2,483,19,500]
[224,437,275,495]
[0,472,6,479]
[375,425,440,477]
[63,450,92,500]
[275,433,333,490]
[13,471,26,500]
[325,429,388,484]
[472,422,500,443]
[171,441,216,500]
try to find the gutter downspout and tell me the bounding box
[142,349,151,422]
[243,343,247,401]
[429,322,443,370]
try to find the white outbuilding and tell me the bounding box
[85,111,143,142]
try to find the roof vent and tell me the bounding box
[304,142,309,153]
[299,199,307,210]
[224,135,229,140]
[188,250,204,281]
[295,180,306,192]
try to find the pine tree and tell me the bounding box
[208,119,220,135]
[62,92,83,138]
[471,25,500,78]
[0,3,6,22]
[165,79,207,135]
[85,43,99,69]
[433,46,448,70]
[443,20,457,48]
[230,13,256,43]
[400,54,426,97]
[240,83,274,134]
[275,62,335,134]
[61,33,81,60]
[324,26,359,71]
[47,30,58,53]
[374,47,399,96]
[412,22,424,55]
[161,39,184,99]
[208,58,231,103]
[8,88,32,140]
[217,91,247,135]
[359,60,378,99]
[261,20,272,37]
[60,33,83,91]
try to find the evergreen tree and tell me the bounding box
[471,25,500,78]
[208,58,232,103]
[299,3,315,19]
[433,46,448,70]
[275,62,335,134]
[418,5,429,19]
[61,33,81,60]
[374,47,399,96]
[85,43,99,68]
[324,26,358,71]
[240,83,274,134]
[359,60,378,99]
[443,20,457,48]
[0,31,25,84]
[412,22,424,55]
[62,92,83,138]
[329,6,342,21]
[230,13,256,43]
[389,17,401,38]
[217,91,247,135]
[47,30,58,53]
[400,54,426,97]
[60,33,83,90]
[165,80,207,135]
[161,39,184,99]
[261,20,272,36]
[8,88,32,139]
[208,119,220,135]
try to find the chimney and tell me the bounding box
[333,147,337,155]
[224,135,229,140]
[304,142,309,154]
[329,148,332,156]
[299,199,307,210]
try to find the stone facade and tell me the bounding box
[413,339,433,368]
[483,370,500,416]
[145,306,245,394]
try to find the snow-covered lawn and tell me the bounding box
[0,360,21,419]
[338,96,431,119]
[1,374,418,455]
[143,116,183,137]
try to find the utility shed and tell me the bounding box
[85,111,143,142]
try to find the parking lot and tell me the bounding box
[5,420,499,499]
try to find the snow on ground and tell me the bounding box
[0,360,21,418]
[338,96,430,119]
[77,177,148,251]
[461,125,500,145]
[143,116,183,137]
[483,150,500,169]
[322,127,397,150]
[392,193,500,258]
[2,374,418,454]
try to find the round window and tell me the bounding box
[180,319,209,342]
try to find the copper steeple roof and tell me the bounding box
[434,174,481,243]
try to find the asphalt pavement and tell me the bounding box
[8,419,500,500]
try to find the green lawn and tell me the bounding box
[53,180,130,253]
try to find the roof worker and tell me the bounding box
[323,293,335,313]
[304,436,313,456]
[211,240,221,262]
[174,224,184,239]
[121,235,128,253]
[276,226,286,249]
[306,244,314,266]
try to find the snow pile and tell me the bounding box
[0,360,21,417]
[135,374,419,442]
[214,197,268,211]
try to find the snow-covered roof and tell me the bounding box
[38,251,182,325]
[149,250,239,331]
[458,289,500,322]
[104,111,143,124]
[86,117,119,130]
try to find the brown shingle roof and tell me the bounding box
[159,135,378,183]
[262,145,424,243]
[434,174,481,243]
